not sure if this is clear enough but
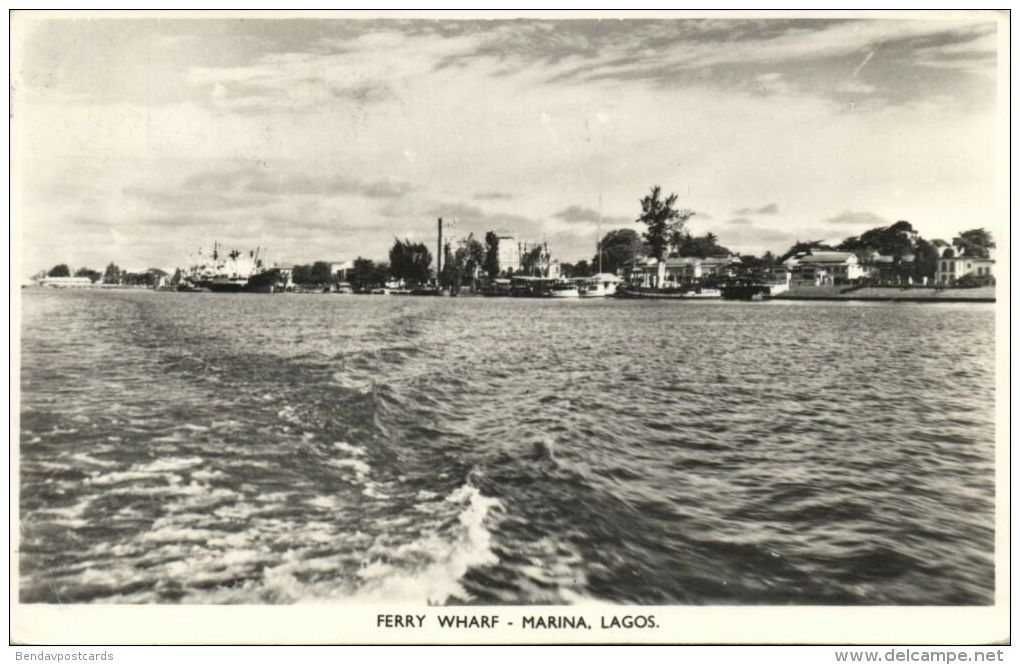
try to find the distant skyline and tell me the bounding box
[12,12,1006,273]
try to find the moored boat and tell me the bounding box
[549,282,580,298]
[720,279,789,300]
[178,243,284,293]
[614,284,722,299]
[576,273,622,297]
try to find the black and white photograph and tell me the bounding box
[10,10,1009,645]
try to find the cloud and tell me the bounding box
[727,217,753,225]
[426,202,486,220]
[822,210,889,227]
[16,17,1004,274]
[837,80,878,95]
[126,168,415,215]
[553,205,600,223]
[734,203,779,215]
[551,205,633,227]
[711,224,799,253]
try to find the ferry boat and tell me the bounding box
[549,282,580,298]
[576,273,622,297]
[720,279,789,300]
[614,284,722,299]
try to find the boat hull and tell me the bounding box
[614,286,721,299]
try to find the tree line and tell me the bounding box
[627,185,995,283]
[41,263,168,286]
[39,186,995,289]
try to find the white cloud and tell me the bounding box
[13,17,1004,270]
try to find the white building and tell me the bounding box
[37,276,94,288]
[496,233,520,274]
[935,248,995,285]
[624,255,740,288]
[789,251,865,285]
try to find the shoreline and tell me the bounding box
[771,285,996,303]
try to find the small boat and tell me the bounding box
[614,285,721,299]
[176,281,210,293]
[549,283,580,298]
[720,279,789,300]
[409,287,449,296]
[576,273,622,297]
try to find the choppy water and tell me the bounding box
[19,290,996,604]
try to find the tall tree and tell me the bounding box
[483,231,500,278]
[370,262,391,288]
[457,234,486,291]
[838,220,915,257]
[778,240,834,262]
[953,228,995,258]
[913,238,939,282]
[389,238,432,285]
[573,259,591,277]
[291,264,312,285]
[389,238,433,285]
[74,267,102,282]
[674,232,731,258]
[102,262,122,284]
[595,229,644,274]
[310,261,334,286]
[637,186,693,261]
[520,244,546,276]
[348,257,376,291]
[48,264,70,277]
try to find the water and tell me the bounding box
[18,290,996,605]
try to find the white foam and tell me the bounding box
[330,372,374,394]
[363,482,389,499]
[177,423,210,432]
[348,484,501,604]
[326,458,371,476]
[140,456,204,473]
[68,452,117,468]
[333,441,365,456]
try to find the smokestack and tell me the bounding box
[437,217,443,283]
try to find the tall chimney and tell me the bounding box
[437,217,443,283]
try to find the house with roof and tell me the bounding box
[624,255,741,288]
[272,262,296,289]
[788,251,865,286]
[36,276,94,288]
[870,253,916,284]
[935,247,995,285]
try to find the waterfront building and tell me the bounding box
[788,251,864,286]
[272,262,296,289]
[36,276,94,288]
[935,247,995,285]
[496,232,521,274]
[517,240,559,278]
[850,250,917,284]
[329,260,353,282]
[624,255,740,288]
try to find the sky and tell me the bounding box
[12,13,1006,273]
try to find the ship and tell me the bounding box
[178,243,283,293]
[719,278,789,300]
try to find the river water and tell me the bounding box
[18,290,996,604]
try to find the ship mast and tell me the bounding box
[597,193,603,275]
